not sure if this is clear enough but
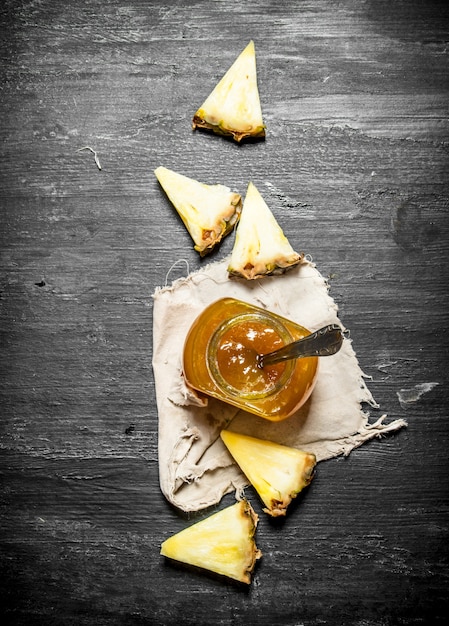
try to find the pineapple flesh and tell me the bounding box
[154,166,242,256]
[192,40,265,143]
[160,500,262,584]
[228,181,302,279]
[220,430,316,517]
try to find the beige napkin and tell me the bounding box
[152,256,406,512]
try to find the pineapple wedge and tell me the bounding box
[227,181,302,279]
[160,500,262,584]
[220,430,316,517]
[154,166,242,256]
[192,40,265,142]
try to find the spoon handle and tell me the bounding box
[257,324,345,369]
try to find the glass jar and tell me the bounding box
[183,298,318,421]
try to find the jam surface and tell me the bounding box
[214,319,286,394]
[182,298,319,421]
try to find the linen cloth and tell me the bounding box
[152,257,406,512]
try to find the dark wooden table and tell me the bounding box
[1,1,448,624]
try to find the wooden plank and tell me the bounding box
[1,0,448,624]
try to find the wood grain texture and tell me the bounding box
[1,0,448,624]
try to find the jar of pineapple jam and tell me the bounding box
[182,298,318,421]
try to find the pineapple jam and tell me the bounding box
[183,298,318,421]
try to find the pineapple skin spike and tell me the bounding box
[192,40,266,143]
[220,430,316,517]
[160,500,262,584]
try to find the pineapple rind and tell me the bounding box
[192,113,265,143]
[192,40,265,143]
[155,166,242,256]
[220,430,316,517]
[228,181,302,279]
[160,500,261,584]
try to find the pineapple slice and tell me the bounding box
[154,166,242,256]
[192,40,265,143]
[227,181,302,279]
[160,500,262,584]
[220,430,316,517]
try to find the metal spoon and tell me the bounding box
[257,324,346,369]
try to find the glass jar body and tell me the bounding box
[183,298,318,421]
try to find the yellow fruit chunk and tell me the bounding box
[227,181,302,279]
[155,166,242,256]
[160,500,262,584]
[220,430,316,517]
[192,40,265,143]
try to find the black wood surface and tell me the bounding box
[1,1,448,624]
